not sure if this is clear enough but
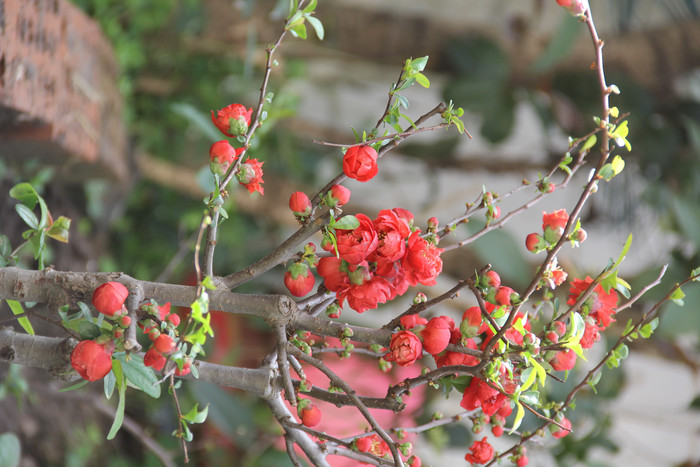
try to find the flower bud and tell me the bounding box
[148,328,160,341]
[211,103,252,137]
[326,303,341,319]
[421,316,452,355]
[153,334,176,354]
[491,424,504,437]
[284,262,316,297]
[556,0,589,16]
[495,286,519,306]
[209,140,243,175]
[525,233,547,253]
[412,292,427,304]
[92,282,129,318]
[297,400,322,427]
[427,216,439,230]
[119,315,132,328]
[324,184,351,207]
[571,228,587,244]
[343,145,378,182]
[175,359,191,376]
[70,340,114,381]
[460,307,483,339]
[289,191,312,218]
[144,347,166,371]
[167,313,181,327]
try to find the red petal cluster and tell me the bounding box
[384,330,422,366]
[464,436,494,465]
[92,282,129,317]
[71,340,114,381]
[460,377,509,416]
[567,276,618,328]
[211,103,253,137]
[343,145,378,182]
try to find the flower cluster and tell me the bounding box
[525,209,586,254]
[139,301,191,376]
[209,103,265,195]
[317,208,443,313]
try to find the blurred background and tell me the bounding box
[1,0,699,465]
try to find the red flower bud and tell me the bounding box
[550,415,572,438]
[153,334,176,354]
[525,233,547,253]
[167,313,181,327]
[553,320,567,337]
[148,328,160,341]
[144,347,166,371]
[71,340,114,381]
[427,217,439,230]
[549,349,577,371]
[556,0,589,16]
[209,140,244,175]
[298,401,322,427]
[325,184,351,207]
[491,424,504,437]
[400,314,428,330]
[343,145,378,182]
[92,282,129,318]
[517,455,529,467]
[175,359,191,376]
[421,316,452,355]
[119,315,132,328]
[284,262,316,297]
[289,191,312,217]
[495,286,519,306]
[211,103,252,137]
[407,455,422,467]
[461,307,484,338]
[542,209,569,243]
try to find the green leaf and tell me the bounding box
[639,317,659,338]
[104,371,116,399]
[182,403,209,424]
[5,300,34,335]
[77,321,102,340]
[519,390,540,406]
[302,0,317,13]
[117,354,161,399]
[201,275,217,291]
[0,432,21,467]
[520,367,536,392]
[414,73,430,88]
[58,380,89,392]
[509,401,525,434]
[528,356,547,388]
[581,134,597,153]
[670,286,685,306]
[9,183,39,209]
[107,360,126,440]
[333,215,360,231]
[14,205,39,230]
[45,216,71,243]
[587,371,602,393]
[305,15,324,40]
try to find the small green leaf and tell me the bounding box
[107,360,126,440]
[9,183,39,209]
[0,432,21,467]
[117,354,161,399]
[14,205,39,230]
[332,215,360,231]
[519,390,540,406]
[182,403,209,424]
[414,73,430,88]
[305,15,324,40]
[302,0,317,13]
[45,216,71,243]
[6,300,34,335]
[509,401,525,434]
[59,380,89,392]
[288,22,307,39]
[201,275,217,291]
[581,134,597,152]
[670,286,685,306]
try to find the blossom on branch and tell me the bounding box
[211,103,253,137]
[343,145,378,182]
[70,340,114,382]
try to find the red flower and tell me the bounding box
[71,340,114,381]
[551,415,572,438]
[402,231,444,286]
[461,307,485,338]
[209,140,244,175]
[407,455,422,467]
[284,263,316,297]
[356,434,389,457]
[556,0,589,16]
[335,214,378,264]
[343,145,378,182]
[144,347,166,371]
[464,437,494,465]
[384,330,423,366]
[400,314,428,330]
[580,318,601,349]
[494,286,518,306]
[525,232,546,253]
[325,184,351,207]
[483,270,501,289]
[550,349,577,371]
[460,377,508,416]
[153,334,176,354]
[421,316,452,355]
[339,274,392,313]
[542,209,569,243]
[368,209,411,264]
[298,402,322,428]
[211,103,253,137]
[435,338,479,367]
[317,257,350,292]
[567,276,618,328]
[92,282,129,318]
[175,359,192,376]
[236,159,265,195]
[289,191,311,217]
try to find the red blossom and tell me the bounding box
[461,306,486,338]
[356,434,389,457]
[368,209,411,264]
[402,231,444,286]
[336,214,378,264]
[464,437,494,465]
[284,263,316,297]
[525,232,546,253]
[460,377,508,416]
[70,340,114,382]
[236,159,265,195]
[343,145,379,182]
[298,402,322,428]
[317,257,349,292]
[144,347,166,371]
[400,314,428,330]
[209,140,244,175]
[325,184,351,207]
[211,103,253,137]
[288,191,311,217]
[483,270,501,289]
[421,316,452,355]
[550,349,577,371]
[567,276,618,328]
[384,330,423,366]
[153,334,176,354]
[580,318,602,349]
[175,359,191,376]
[542,209,569,243]
[494,286,518,306]
[92,282,129,318]
[338,274,393,313]
[551,416,572,438]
